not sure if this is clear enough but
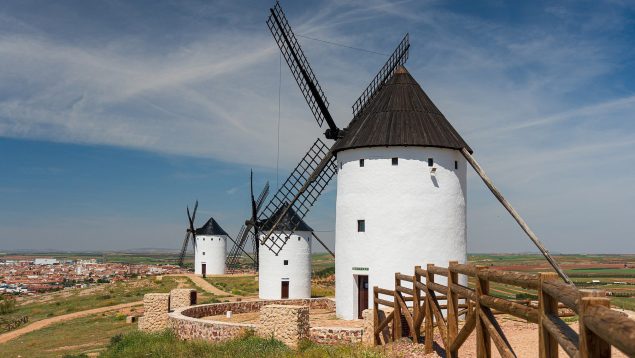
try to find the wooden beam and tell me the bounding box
[579,296,612,358]
[479,308,517,358]
[311,232,334,257]
[450,309,477,352]
[461,148,572,285]
[480,294,540,323]
[541,313,579,358]
[539,272,560,358]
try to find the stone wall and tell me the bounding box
[309,326,364,345]
[170,289,197,311]
[168,298,345,344]
[139,293,170,332]
[178,297,334,319]
[257,305,309,347]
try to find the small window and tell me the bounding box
[298,237,301,241]
[283,260,288,266]
[392,157,398,166]
[202,252,205,255]
[359,159,364,167]
[428,158,434,167]
[455,160,458,170]
[340,162,343,170]
[357,220,365,232]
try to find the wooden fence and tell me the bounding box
[372,261,635,357]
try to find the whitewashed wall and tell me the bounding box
[259,231,312,299]
[194,235,226,275]
[335,146,467,320]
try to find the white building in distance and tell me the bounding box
[194,218,228,276]
[332,66,471,320]
[259,208,313,300]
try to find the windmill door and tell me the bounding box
[281,280,289,299]
[358,275,369,319]
[201,263,206,278]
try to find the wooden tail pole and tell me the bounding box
[461,148,573,285]
[311,232,335,258]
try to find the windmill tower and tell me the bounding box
[178,201,228,276]
[258,207,313,299]
[332,66,472,319]
[194,217,229,276]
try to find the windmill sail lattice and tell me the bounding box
[352,34,410,118]
[267,2,339,138]
[258,138,337,255]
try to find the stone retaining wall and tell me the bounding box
[168,297,368,344]
[309,326,364,345]
[257,305,309,348]
[139,293,170,332]
[170,289,197,311]
[177,298,335,319]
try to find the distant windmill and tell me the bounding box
[178,200,199,267]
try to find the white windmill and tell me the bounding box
[230,1,571,319]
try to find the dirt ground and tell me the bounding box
[383,315,628,358]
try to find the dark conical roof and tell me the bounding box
[332,66,472,154]
[195,217,229,236]
[261,206,313,232]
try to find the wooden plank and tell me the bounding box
[476,269,540,290]
[479,295,540,323]
[451,283,476,300]
[541,281,581,313]
[396,285,414,296]
[415,266,426,276]
[375,310,394,335]
[396,273,414,282]
[539,272,559,358]
[396,293,415,335]
[451,263,477,276]
[475,266,492,358]
[428,281,449,295]
[428,265,449,277]
[450,308,476,352]
[461,148,572,284]
[374,298,394,308]
[541,313,579,358]
[479,308,516,358]
[447,261,459,358]
[375,287,394,296]
[582,303,635,357]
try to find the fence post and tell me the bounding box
[413,266,421,341]
[579,290,610,358]
[424,265,434,354]
[475,265,491,358]
[539,272,560,358]
[447,261,459,358]
[393,273,402,341]
[373,286,379,346]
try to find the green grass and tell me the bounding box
[100,330,385,358]
[0,276,200,333]
[207,276,259,296]
[0,312,135,358]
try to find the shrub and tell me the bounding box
[0,297,16,315]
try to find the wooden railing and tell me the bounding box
[372,261,635,357]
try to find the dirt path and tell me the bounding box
[0,301,142,344]
[166,274,234,296]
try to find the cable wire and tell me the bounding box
[297,34,388,57]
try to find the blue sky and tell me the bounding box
[0,0,634,253]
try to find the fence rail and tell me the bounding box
[372,261,635,357]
